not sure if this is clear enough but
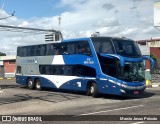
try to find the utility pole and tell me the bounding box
[58,16,61,31]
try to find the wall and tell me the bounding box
[3,60,16,77]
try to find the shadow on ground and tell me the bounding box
[0,84,157,106]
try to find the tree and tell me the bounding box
[150,54,158,71]
[0,52,6,56]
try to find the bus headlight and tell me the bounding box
[120,89,126,93]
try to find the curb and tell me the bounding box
[0,78,14,80]
[146,83,160,88]
[146,80,160,88]
[151,83,160,88]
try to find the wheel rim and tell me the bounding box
[36,81,41,89]
[28,80,33,87]
[90,85,94,94]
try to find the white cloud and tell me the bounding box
[18,21,29,27]
[115,27,138,36]
[0,0,159,55]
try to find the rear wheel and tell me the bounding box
[35,79,42,90]
[27,78,34,89]
[86,82,99,98]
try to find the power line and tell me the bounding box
[0,25,63,40]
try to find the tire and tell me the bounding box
[86,82,99,98]
[35,79,42,90]
[27,78,34,90]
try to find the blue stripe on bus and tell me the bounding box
[16,75,145,96]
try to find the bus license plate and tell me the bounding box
[134,91,139,94]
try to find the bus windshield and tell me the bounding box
[120,62,145,82]
[112,39,142,57]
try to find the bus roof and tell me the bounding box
[17,36,134,47]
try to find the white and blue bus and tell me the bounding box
[16,37,154,97]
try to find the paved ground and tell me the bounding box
[0,79,160,124]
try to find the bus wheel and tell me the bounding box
[35,79,42,90]
[27,78,34,89]
[87,82,99,98]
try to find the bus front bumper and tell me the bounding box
[119,85,146,97]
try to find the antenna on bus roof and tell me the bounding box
[91,32,100,37]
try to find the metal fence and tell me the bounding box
[151,59,160,83]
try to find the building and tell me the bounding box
[0,55,16,78]
[136,38,160,69]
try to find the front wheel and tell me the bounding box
[35,79,42,90]
[86,82,99,98]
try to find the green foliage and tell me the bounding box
[150,54,157,60]
[0,52,6,56]
[150,54,158,70]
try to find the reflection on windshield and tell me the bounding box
[113,39,142,57]
[121,62,145,82]
[91,37,115,54]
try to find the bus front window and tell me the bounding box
[113,39,142,57]
[121,62,145,82]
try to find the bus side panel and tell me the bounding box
[96,80,120,95]
[59,78,88,91]
[16,75,28,86]
[40,75,87,91]
[97,79,145,96]
[39,77,57,89]
[16,74,88,92]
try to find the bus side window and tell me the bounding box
[17,47,22,56]
[40,45,46,56]
[22,47,27,57]
[83,66,96,77]
[67,43,75,54]
[35,45,45,56]
[94,41,101,53]
[72,65,83,76]
[17,66,21,73]
[35,45,40,56]
[100,41,114,54]
[45,65,51,74]
[63,66,73,75]
[72,65,96,77]
[32,46,36,56]
[27,47,31,56]
[76,41,92,55]
[61,43,68,54]
[62,43,75,55]
[39,65,51,75]
[46,44,50,55]
[51,66,60,75]
[46,44,55,55]
[39,65,43,74]
[54,44,61,55]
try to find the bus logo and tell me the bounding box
[84,58,94,64]
[2,116,11,121]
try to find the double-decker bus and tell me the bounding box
[16,37,154,97]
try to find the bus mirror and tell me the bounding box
[142,55,155,70]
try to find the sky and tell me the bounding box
[0,0,160,55]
